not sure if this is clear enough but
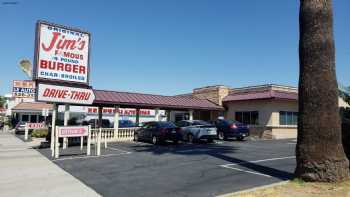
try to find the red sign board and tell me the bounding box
[27,122,46,129]
[58,126,89,137]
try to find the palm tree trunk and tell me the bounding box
[296,0,350,182]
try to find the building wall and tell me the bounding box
[193,85,230,106]
[224,99,298,139]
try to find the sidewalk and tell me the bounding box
[0,132,101,197]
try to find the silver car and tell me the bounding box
[176,120,217,143]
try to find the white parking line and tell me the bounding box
[221,165,272,178]
[219,156,295,177]
[54,152,131,161]
[107,147,132,154]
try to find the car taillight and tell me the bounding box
[160,128,167,134]
[230,124,237,129]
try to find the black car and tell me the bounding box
[214,119,249,141]
[134,121,182,144]
[119,120,136,128]
[88,119,112,128]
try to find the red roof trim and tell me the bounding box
[93,89,224,111]
[223,89,297,102]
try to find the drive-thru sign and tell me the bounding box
[37,83,95,105]
[58,126,89,137]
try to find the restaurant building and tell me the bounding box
[5,84,349,139]
[177,84,349,139]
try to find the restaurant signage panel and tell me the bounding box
[34,21,90,85]
[37,83,95,105]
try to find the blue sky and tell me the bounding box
[0,0,349,96]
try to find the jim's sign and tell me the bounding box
[34,21,90,85]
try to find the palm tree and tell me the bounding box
[296,0,350,181]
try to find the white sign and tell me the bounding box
[35,21,90,84]
[27,122,46,129]
[37,83,95,104]
[58,126,89,137]
[13,80,36,98]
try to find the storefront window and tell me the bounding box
[21,115,29,122]
[30,115,37,123]
[279,111,298,125]
[235,111,259,125]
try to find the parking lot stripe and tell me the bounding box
[221,165,272,178]
[53,152,131,161]
[107,147,132,154]
[220,156,295,167]
[219,156,295,177]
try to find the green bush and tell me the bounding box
[31,129,48,138]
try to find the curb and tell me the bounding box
[216,181,290,197]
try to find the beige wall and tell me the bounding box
[224,99,298,139]
[193,85,230,106]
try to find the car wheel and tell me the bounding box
[218,132,225,140]
[188,134,194,143]
[152,136,158,145]
[237,136,244,141]
[173,140,179,144]
[134,133,139,142]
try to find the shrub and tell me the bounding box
[31,129,49,138]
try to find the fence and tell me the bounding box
[91,127,138,142]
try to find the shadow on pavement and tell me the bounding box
[128,141,294,180]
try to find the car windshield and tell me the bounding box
[157,122,176,128]
[192,120,211,126]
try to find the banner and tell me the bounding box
[12,80,36,98]
[37,83,95,105]
[34,21,90,85]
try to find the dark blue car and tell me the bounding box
[214,119,249,141]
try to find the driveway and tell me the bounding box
[38,139,296,197]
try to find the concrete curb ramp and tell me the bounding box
[0,133,100,197]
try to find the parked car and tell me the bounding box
[134,121,182,144]
[176,120,217,143]
[15,121,27,134]
[119,120,136,128]
[213,119,249,141]
[88,119,112,128]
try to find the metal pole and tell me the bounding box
[114,106,119,139]
[80,136,83,150]
[24,123,29,141]
[54,126,59,159]
[63,104,70,149]
[50,104,57,157]
[135,108,140,126]
[87,125,91,156]
[97,127,101,156]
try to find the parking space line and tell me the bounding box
[220,156,295,167]
[53,152,131,161]
[221,165,272,178]
[219,156,295,177]
[107,147,132,154]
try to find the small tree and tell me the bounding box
[0,96,5,108]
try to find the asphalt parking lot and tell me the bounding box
[38,139,296,197]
